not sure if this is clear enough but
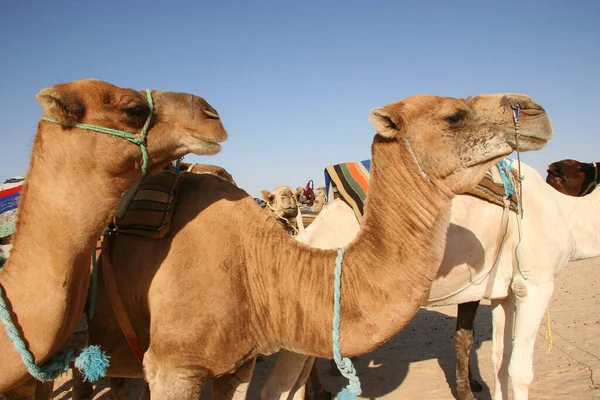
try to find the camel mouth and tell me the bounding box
[202,141,222,155]
[280,208,299,218]
[506,135,549,151]
[546,168,565,182]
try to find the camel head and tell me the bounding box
[546,159,598,197]
[261,186,300,220]
[36,79,228,178]
[368,94,553,194]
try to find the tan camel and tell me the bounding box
[311,187,326,213]
[0,78,228,395]
[82,93,551,399]
[261,186,302,235]
[73,162,243,400]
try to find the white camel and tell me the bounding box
[258,160,600,400]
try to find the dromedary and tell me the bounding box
[73,162,243,400]
[311,187,326,213]
[0,78,228,395]
[546,159,599,196]
[261,186,302,235]
[258,155,600,400]
[78,93,552,400]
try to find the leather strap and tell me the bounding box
[101,236,146,364]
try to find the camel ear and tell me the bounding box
[36,86,85,124]
[368,107,403,139]
[261,190,271,202]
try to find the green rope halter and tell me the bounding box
[41,89,155,176]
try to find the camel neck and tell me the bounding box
[256,137,453,358]
[0,124,130,390]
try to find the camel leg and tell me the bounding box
[34,380,54,400]
[71,368,94,400]
[212,357,257,400]
[109,377,128,400]
[138,382,150,400]
[307,360,332,400]
[508,281,554,400]
[287,356,315,400]
[455,300,481,400]
[490,294,515,400]
[261,350,311,400]
[144,350,206,400]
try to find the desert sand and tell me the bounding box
[11,256,599,399]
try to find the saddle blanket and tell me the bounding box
[0,176,25,238]
[324,159,519,223]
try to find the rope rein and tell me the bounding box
[332,247,362,399]
[267,199,300,236]
[0,91,156,383]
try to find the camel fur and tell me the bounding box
[546,159,599,197]
[80,93,551,399]
[258,157,600,400]
[0,78,228,395]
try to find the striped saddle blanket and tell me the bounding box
[108,169,181,238]
[324,159,519,222]
[0,177,25,238]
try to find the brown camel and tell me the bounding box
[546,159,599,196]
[261,186,302,235]
[0,78,228,395]
[84,94,552,399]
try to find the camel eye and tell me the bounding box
[204,107,220,119]
[445,112,465,124]
[124,104,149,118]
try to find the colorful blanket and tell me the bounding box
[325,159,519,223]
[0,177,25,238]
[324,160,370,223]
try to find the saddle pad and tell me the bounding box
[324,160,371,223]
[464,169,520,212]
[109,169,180,238]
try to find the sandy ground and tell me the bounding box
[15,256,600,399]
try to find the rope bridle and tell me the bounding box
[267,201,300,236]
[41,89,155,177]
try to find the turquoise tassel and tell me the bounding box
[74,345,110,382]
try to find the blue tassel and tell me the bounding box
[74,345,110,382]
[337,387,357,400]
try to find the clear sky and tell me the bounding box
[1,0,598,198]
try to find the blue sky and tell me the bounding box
[1,0,598,197]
